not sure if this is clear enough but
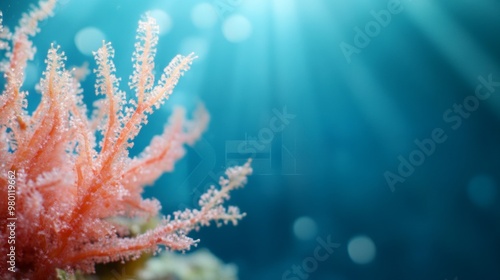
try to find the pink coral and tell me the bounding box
[0,1,252,279]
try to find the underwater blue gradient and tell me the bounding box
[1,0,500,279]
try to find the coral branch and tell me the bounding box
[0,3,251,279]
[0,0,56,130]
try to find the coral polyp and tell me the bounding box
[0,1,251,279]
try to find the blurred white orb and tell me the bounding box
[74,27,105,56]
[348,235,376,265]
[467,175,497,208]
[293,216,318,241]
[192,3,218,29]
[222,14,252,43]
[150,9,172,35]
[179,37,209,60]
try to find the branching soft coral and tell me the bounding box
[0,1,252,279]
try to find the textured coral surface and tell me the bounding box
[0,1,251,279]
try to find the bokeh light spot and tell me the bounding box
[74,27,105,56]
[191,3,218,29]
[293,216,318,241]
[348,235,376,265]
[222,14,252,43]
[179,37,209,60]
[467,175,497,208]
[150,9,172,35]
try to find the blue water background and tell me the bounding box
[1,0,500,279]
